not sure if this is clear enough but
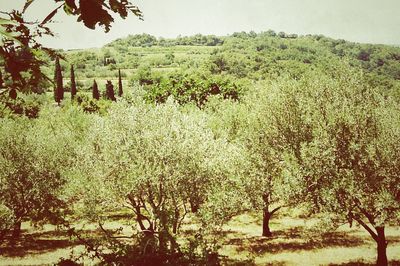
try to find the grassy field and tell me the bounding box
[1,213,399,265]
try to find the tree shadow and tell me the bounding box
[387,236,400,244]
[226,227,366,255]
[106,212,134,221]
[328,260,400,266]
[222,257,286,266]
[0,228,95,257]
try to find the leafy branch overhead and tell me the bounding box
[42,0,143,32]
[0,0,142,94]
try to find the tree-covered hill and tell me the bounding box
[51,31,400,103]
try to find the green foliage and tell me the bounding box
[2,18,400,264]
[0,6,62,94]
[0,0,142,98]
[107,33,224,48]
[65,229,221,266]
[254,65,400,264]
[165,51,175,64]
[75,92,110,114]
[129,64,160,86]
[129,68,243,107]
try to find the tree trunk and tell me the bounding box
[172,207,179,234]
[376,226,388,266]
[11,220,21,240]
[262,208,272,237]
[189,198,199,213]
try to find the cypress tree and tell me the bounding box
[118,69,123,97]
[54,57,64,104]
[92,79,100,100]
[105,80,116,101]
[70,65,77,100]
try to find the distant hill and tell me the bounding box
[48,30,400,101]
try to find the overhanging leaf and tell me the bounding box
[40,5,62,25]
[22,0,35,14]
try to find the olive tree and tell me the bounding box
[279,67,400,266]
[205,84,310,237]
[239,102,285,237]
[71,98,241,257]
[0,106,89,240]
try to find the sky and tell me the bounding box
[0,0,399,49]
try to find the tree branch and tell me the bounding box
[354,217,378,242]
[270,206,282,216]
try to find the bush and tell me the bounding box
[129,64,163,86]
[75,93,111,114]
[142,70,243,107]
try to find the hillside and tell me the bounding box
[46,31,400,104]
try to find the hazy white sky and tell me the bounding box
[0,0,399,49]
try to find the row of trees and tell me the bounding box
[108,33,225,48]
[1,64,399,265]
[53,57,124,104]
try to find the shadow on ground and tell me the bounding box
[328,260,400,266]
[0,229,87,257]
[225,226,367,255]
[223,257,286,266]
